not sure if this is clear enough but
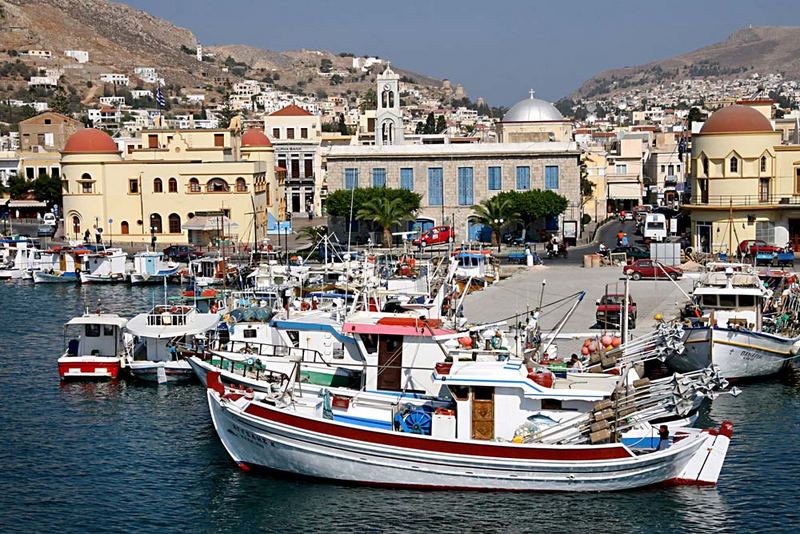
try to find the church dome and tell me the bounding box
[699,105,773,134]
[503,93,564,122]
[63,128,119,154]
[242,128,272,147]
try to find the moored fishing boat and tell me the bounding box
[79,248,128,283]
[205,371,733,491]
[125,304,220,383]
[58,313,131,380]
[129,250,180,285]
[669,266,800,379]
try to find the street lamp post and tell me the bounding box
[493,218,504,253]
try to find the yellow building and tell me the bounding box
[686,103,800,253]
[61,127,284,246]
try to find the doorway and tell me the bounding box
[790,219,800,252]
[291,192,301,212]
[696,222,712,253]
[377,335,403,391]
[471,387,495,440]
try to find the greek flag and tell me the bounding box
[155,86,166,108]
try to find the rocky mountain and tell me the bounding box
[571,26,800,99]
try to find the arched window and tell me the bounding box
[761,156,767,173]
[120,221,129,235]
[702,157,709,176]
[730,156,738,173]
[81,172,91,180]
[168,177,178,193]
[72,215,81,235]
[236,177,247,192]
[381,89,389,108]
[189,178,200,192]
[207,177,229,192]
[388,90,395,108]
[168,213,181,234]
[153,177,163,193]
[149,213,162,234]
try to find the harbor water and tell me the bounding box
[2,281,799,532]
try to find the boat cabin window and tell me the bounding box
[449,385,469,401]
[286,330,299,347]
[718,294,737,308]
[542,399,562,410]
[243,328,257,339]
[738,294,756,307]
[701,295,717,307]
[103,325,115,336]
[85,324,101,337]
[361,333,379,354]
[473,386,493,401]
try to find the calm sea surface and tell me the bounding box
[1,281,799,533]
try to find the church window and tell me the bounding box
[730,156,738,173]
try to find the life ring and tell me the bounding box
[210,303,219,313]
[170,306,178,313]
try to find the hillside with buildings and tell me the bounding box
[0,0,456,126]
[572,26,800,100]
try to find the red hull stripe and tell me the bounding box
[243,403,633,461]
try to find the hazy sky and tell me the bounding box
[122,0,800,107]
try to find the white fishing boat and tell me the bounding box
[33,247,88,284]
[0,238,41,279]
[79,248,128,283]
[129,251,180,285]
[205,369,733,491]
[125,304,220,383]
[58,313,131,380]
[670,266,800,379]
[187,256,232,287]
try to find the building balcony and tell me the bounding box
[685,194,800,209]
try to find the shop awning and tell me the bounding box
[607,182,642,200]
[184,216,240,232]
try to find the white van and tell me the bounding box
[643,213,667,242]
[43,212,57,226]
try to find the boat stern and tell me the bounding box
[667,421,733,486]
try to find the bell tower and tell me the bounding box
[376,64,404,145]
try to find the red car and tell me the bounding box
[596,294,637,329]
[737,239,782,257]
[624,259,683,280]
[413,225,454,247]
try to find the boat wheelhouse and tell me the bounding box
[58,314,130,380]
[129,251,180,285]
[79,248,127,283]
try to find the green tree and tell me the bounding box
[216,98,237,128]
[687,107,704,129]
[471,196,519,249]
[359,89,377,111]
[436,115,447,134]
[499,190,568,229]
[7,174,31,199]
[327,187,421,218]
[356,196,416,247]
[424,112,436,134]
[337,113,350,135]
[415,121,425,134]
[47,87,70,115]
[31,173,62,207]
[298,224,328,245]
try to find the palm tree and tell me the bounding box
[297,224,328,245]
[356,196,415,247]
[471,196,519,250]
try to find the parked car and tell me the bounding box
[42,212,58,226]
[163,245,201,262]
[624,259,683,280]
[412,225,454,247]
[36,224,57,238]
[610,245,650,261]
[737,239,782,257]
[596,293,637,329]
[623,211,635,221]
